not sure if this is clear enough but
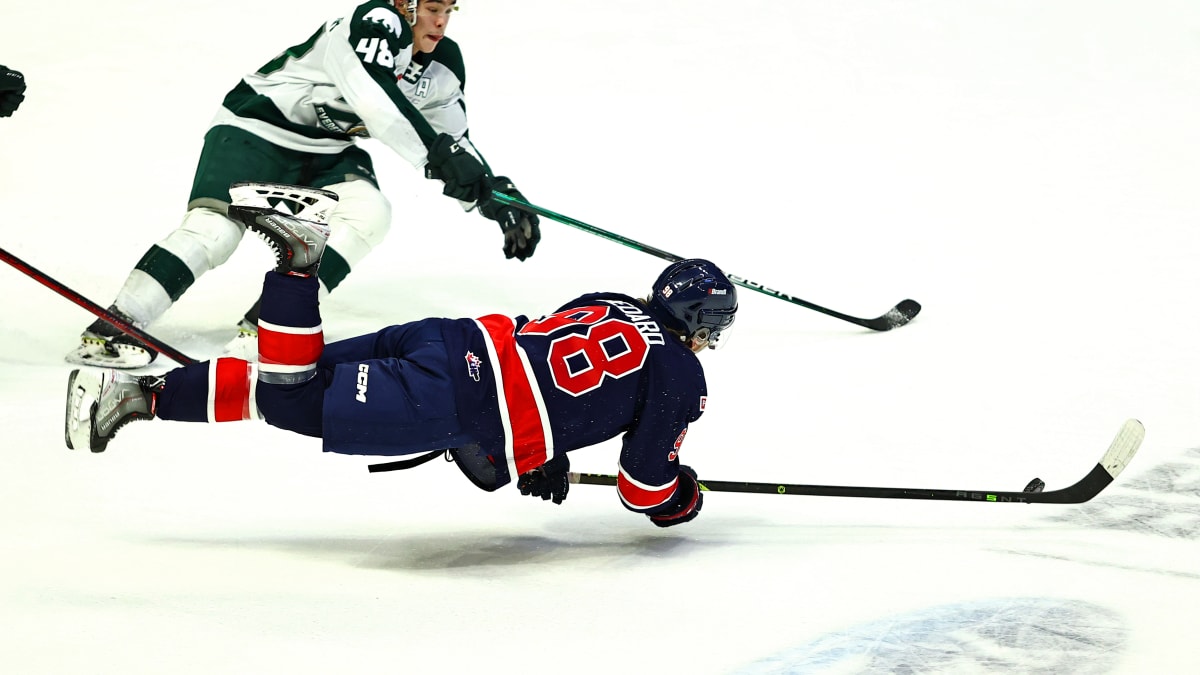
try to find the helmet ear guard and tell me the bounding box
[405,0,418,25]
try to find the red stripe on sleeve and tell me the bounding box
[477,314,547,475]
[617,472,678,511]
[213,357,254,422]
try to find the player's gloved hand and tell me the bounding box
[0,66,26,117]
[425,133,489,203]
[517,454,569,505]
[648,465,703,528]
[478,176,541,261]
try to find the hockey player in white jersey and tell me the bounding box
[66,0,540,368]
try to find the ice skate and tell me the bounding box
[228,183,337,276]
[221,317,259,361]
[64,369,164,452]
[64,307,156,369]
[228,182,340,224]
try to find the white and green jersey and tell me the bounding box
[398,37,470,145]
[211,0,456,169]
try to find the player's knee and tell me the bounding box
[327,180,392,250]
[164,206,245,270]
[255,377,325,438]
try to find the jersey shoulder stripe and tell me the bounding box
[415,36,466,90]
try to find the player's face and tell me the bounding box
[411,0,457,54]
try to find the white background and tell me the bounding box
[2,1,1198,672]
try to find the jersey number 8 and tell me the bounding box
[520,306,649,396]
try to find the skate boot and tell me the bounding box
[64,369,165,452]
[221,316,259,361]
[228,182,338,276]
[64,306,156,369]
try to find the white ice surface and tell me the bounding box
[1,1,1199,673]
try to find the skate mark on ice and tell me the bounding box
[734,598,1125,675]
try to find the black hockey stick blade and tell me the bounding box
[569,419,1144,505]
[493,191,921,332]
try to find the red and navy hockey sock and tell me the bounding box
[258,272,324,385]
[154,357,258,423]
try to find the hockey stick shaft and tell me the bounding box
[490,191,921,331]
[570,420,1144,505]
[0,247,198,365]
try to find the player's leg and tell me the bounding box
[227,189,338,436]
[232,192,468,456]
[64,358,260,453]
[233,147,391,333]
[252,273,329,437]
[64,182,342,453]
[66,126,302,368]
[313,147,392,294]
[318,319,470,457]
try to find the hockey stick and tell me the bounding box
[0,246,198,365]
[490,191,921,331]
[570,420,1144,504]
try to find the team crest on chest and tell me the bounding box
[402,61,425,84]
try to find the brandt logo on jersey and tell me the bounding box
[355,363,370,402]
[465,351,482,382]
[363,7,405,38]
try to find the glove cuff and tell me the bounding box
[648,469,702,526]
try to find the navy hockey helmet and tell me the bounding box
[647,259,738,349]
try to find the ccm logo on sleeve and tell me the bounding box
[356,364,370,402]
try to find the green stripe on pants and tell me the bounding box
[135,245,196,302]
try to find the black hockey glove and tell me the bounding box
[0,66,26,117]
[517,454,569,505]
[648,465,703,528]
[425,133,489,203]
[477,176,541,261]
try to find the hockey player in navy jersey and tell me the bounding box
[66,0,540,369]
[64,184,737,528]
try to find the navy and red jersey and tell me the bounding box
[154,281,709,514]
[442,292,707,512]
[298,290,707,513]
